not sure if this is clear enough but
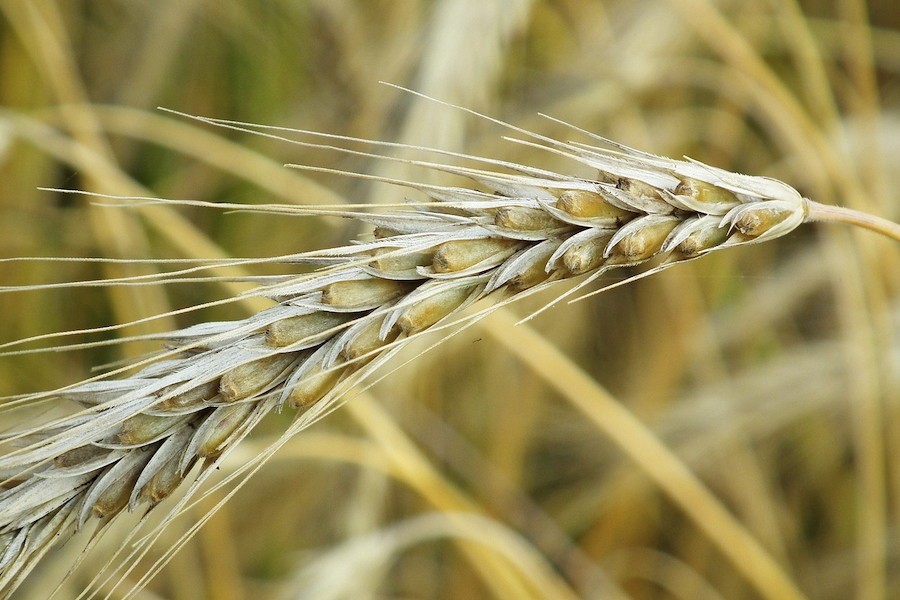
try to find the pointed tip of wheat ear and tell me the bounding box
[2,113,899,598]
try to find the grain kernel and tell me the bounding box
[266,311,353,347]
[732,207,793,239]
[142,455,188,505]
[676,177,740,207]
[676,224,729,257]
[397,286,472,334]
[562,233,613,275]
[220,353,298,401]
[494,206,563,232]
[117,413,184,446]
[321,278,407,309]
[196,403,257,458]
[556,189,632,223]
[55,445,108,469]
[92,452,152,520]
[340,319,400,362]
[432,238,517,273]
[505,243,559,291]
[157,380,220,412]
[618,178,663,200]
[609,218,680,261]
[370,248,433,273]
[287,364,344,409]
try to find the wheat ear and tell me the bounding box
[0,107,897,598]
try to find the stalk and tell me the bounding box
[805,199,900,244]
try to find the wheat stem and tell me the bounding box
[805,199,900,244]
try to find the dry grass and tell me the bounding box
[1,1,899,599]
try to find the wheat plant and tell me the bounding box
[2,96,899,599]
[2,1,900,600]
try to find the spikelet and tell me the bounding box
[3,100,897,599]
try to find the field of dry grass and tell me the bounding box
[1,0,899,599]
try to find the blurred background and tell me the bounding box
[1,0,899,598]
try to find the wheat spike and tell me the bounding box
[0,106,897,599]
